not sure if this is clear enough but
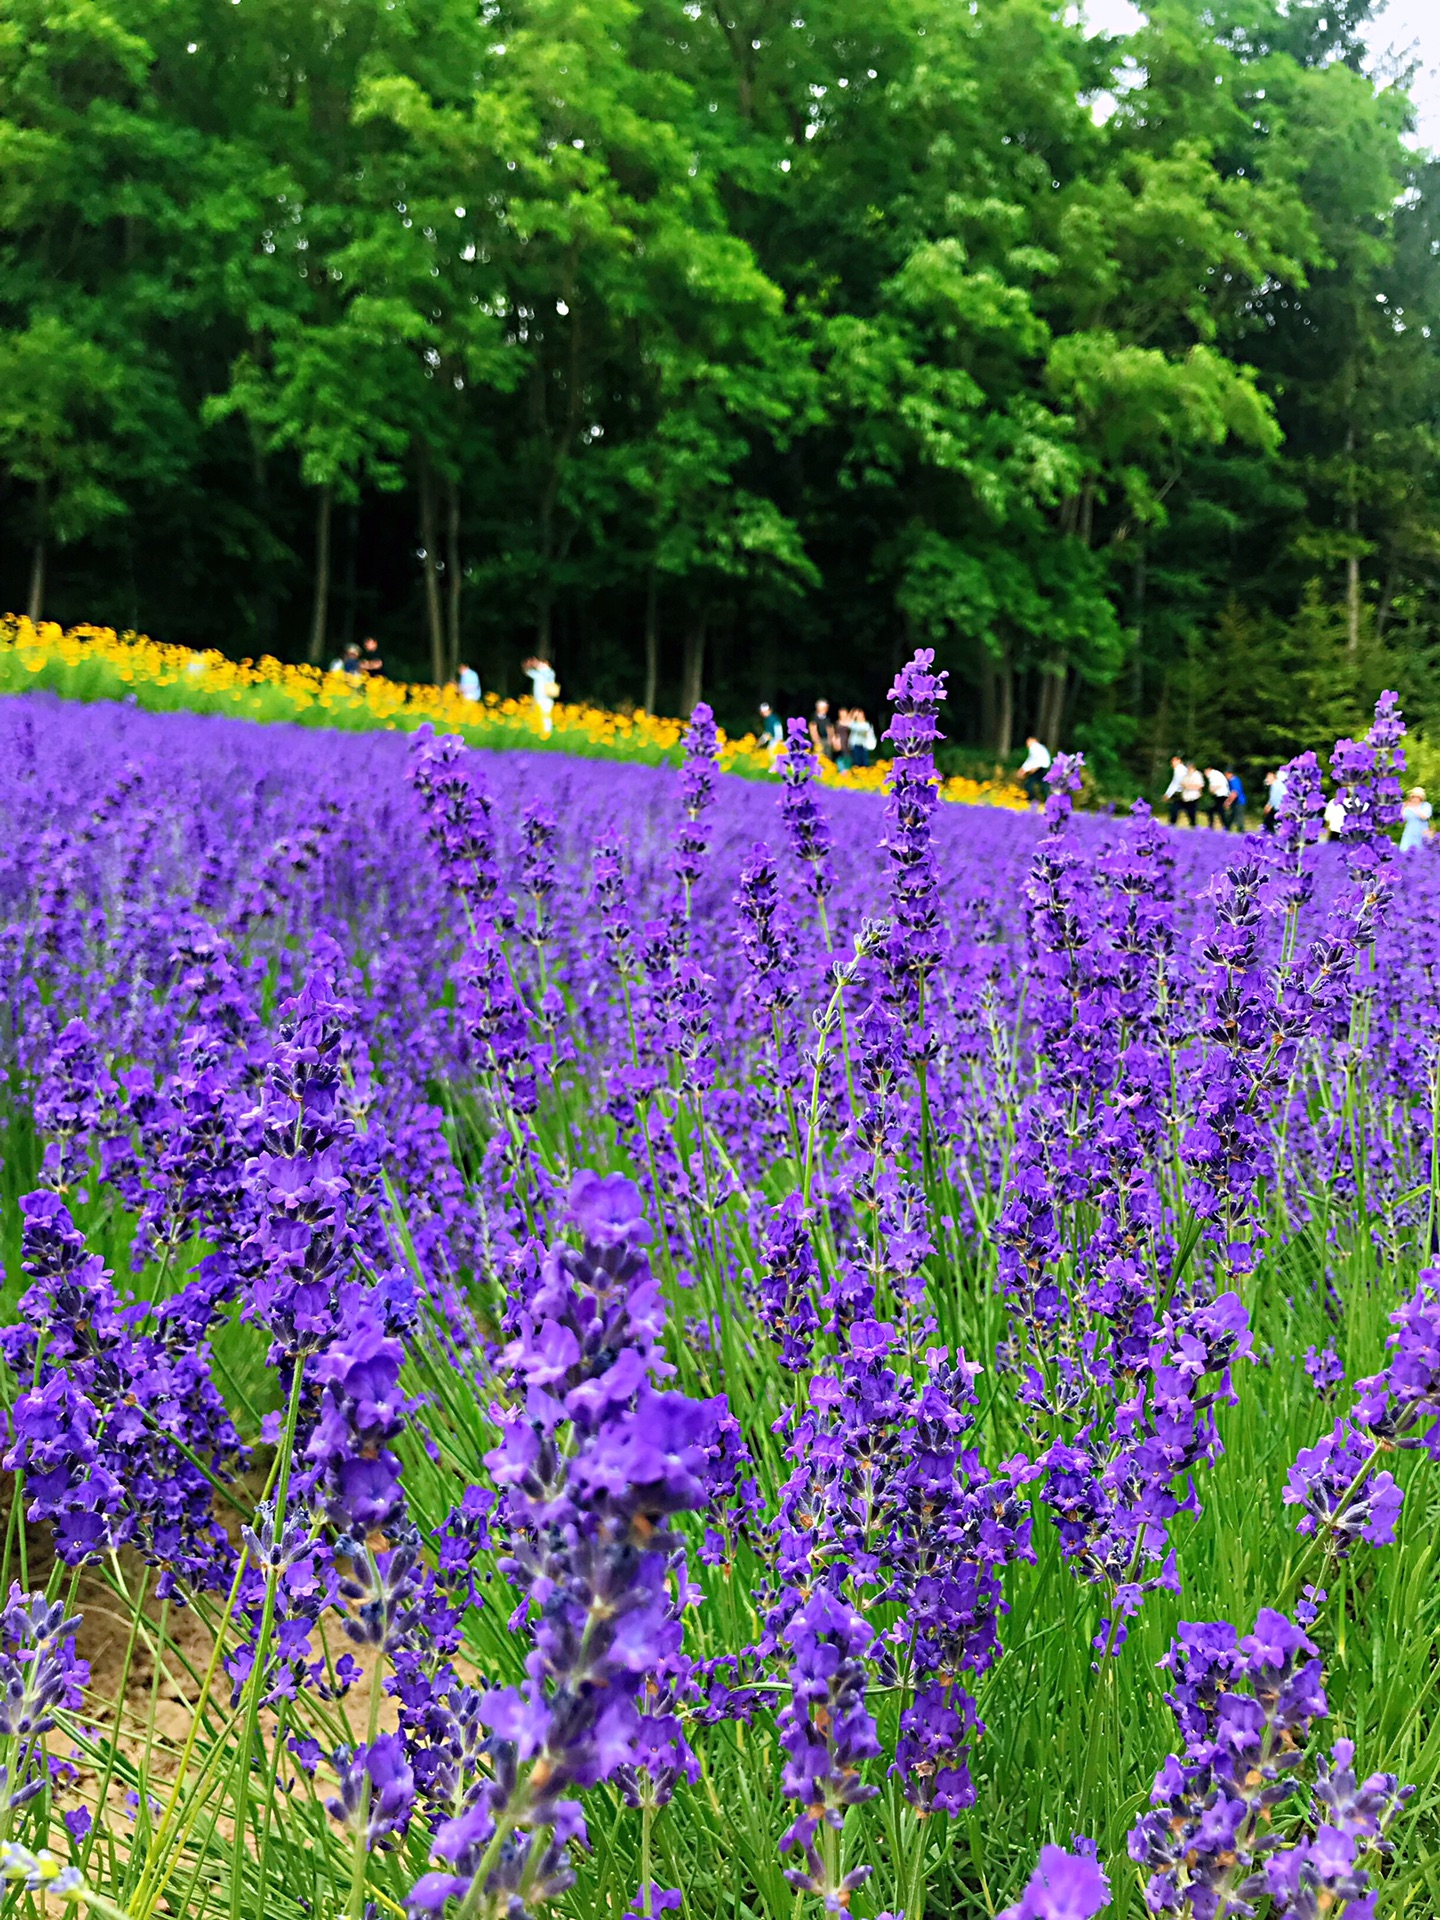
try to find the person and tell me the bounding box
[1020,734,1052,808]
[833,707,853,771]
[361,635,384,678]
[1401,786,1432,850]
[522,655,559,736]
[458,663,481,703]
[1178,760,1204,828]
[810,697,835,759]
[1262,767,1288,832]
[1163,756,1188,826]
[1324,795,1345,839]
[1203,765,1230,828]
[848,708,876,768]
[341,642,363,678]
[1164,756,1201,828]
[1225,766,1246,831]
[757,701,784,751]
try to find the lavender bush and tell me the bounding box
[0,668,1435,1920]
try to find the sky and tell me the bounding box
[1079,0,1440,151]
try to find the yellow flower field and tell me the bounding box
[0,615,1025,807]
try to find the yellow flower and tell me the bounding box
[0,613,1028,808]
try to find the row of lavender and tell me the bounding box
[0,669,1434,1920]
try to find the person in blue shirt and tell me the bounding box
[1225,767,1246,831]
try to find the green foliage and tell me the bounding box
[1,0,1439,774]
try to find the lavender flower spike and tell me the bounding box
[999,1844,1110,1920]
[777,1589,881,1908]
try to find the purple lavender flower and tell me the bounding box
[1,1192,243,1589]
[767,1327,1029,1816]
[593,831,639,982]
[754,1194,821,1370]
[405,727,505,914]
[778,717,834,923]
[776,1589,881,1907]
[407,1173,716,1919]
[1351,1270,1440,1457]
[881,650,948,1031]
[999,1843,1110,1920]
[1129,1610,1410,1920]
[1304,1346,1345,1397]
[1285,1269,1440,1563]
[735,841,798,1015]
[674,702,720,911]
[31,1018,121,1193]
[305,1305,409,1535]
[326,1732,416,1849]
[0,1589,89,1813]
[1284,1420,1402,1553]
[623,1888,681,1920]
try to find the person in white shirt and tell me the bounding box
[1177,762,1204,827]
[847,709,877,767]
[1020,734,1052,808]
[1203,766,1230,829]
[458,664,481,703]
[522,656,559,735]
[1164,755,1193,827]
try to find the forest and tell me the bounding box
[2,0,1438,782]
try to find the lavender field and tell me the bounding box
[0,659,1436,1920]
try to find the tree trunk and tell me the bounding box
[1376,541,1398,642]
[1149,679,1170,789]
[27,477,46,623]
[1038,660,1067,749]
[680,605,706,715]
[643,568,659,713]
[1078,479,1095,549]
[27,539,45,625]
[446,478,462,682]
[307,483,333,665]
[979,650,997,752]
[417,449,445,685]
[997,653,1014,761]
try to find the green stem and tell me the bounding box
[226,1357,308,1920]
[347,1632,389,1920]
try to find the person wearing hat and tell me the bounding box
[1400,786,1432,851]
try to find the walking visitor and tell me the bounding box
[847,708,876,767]
[1203,765,1230,827]
[1020,734,1052,808]
[1262,767,1289,831]
[1164,757,1203,828]
[1225,766,1246,830]
[523,656,560,735]
[1163,756,1187,825]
